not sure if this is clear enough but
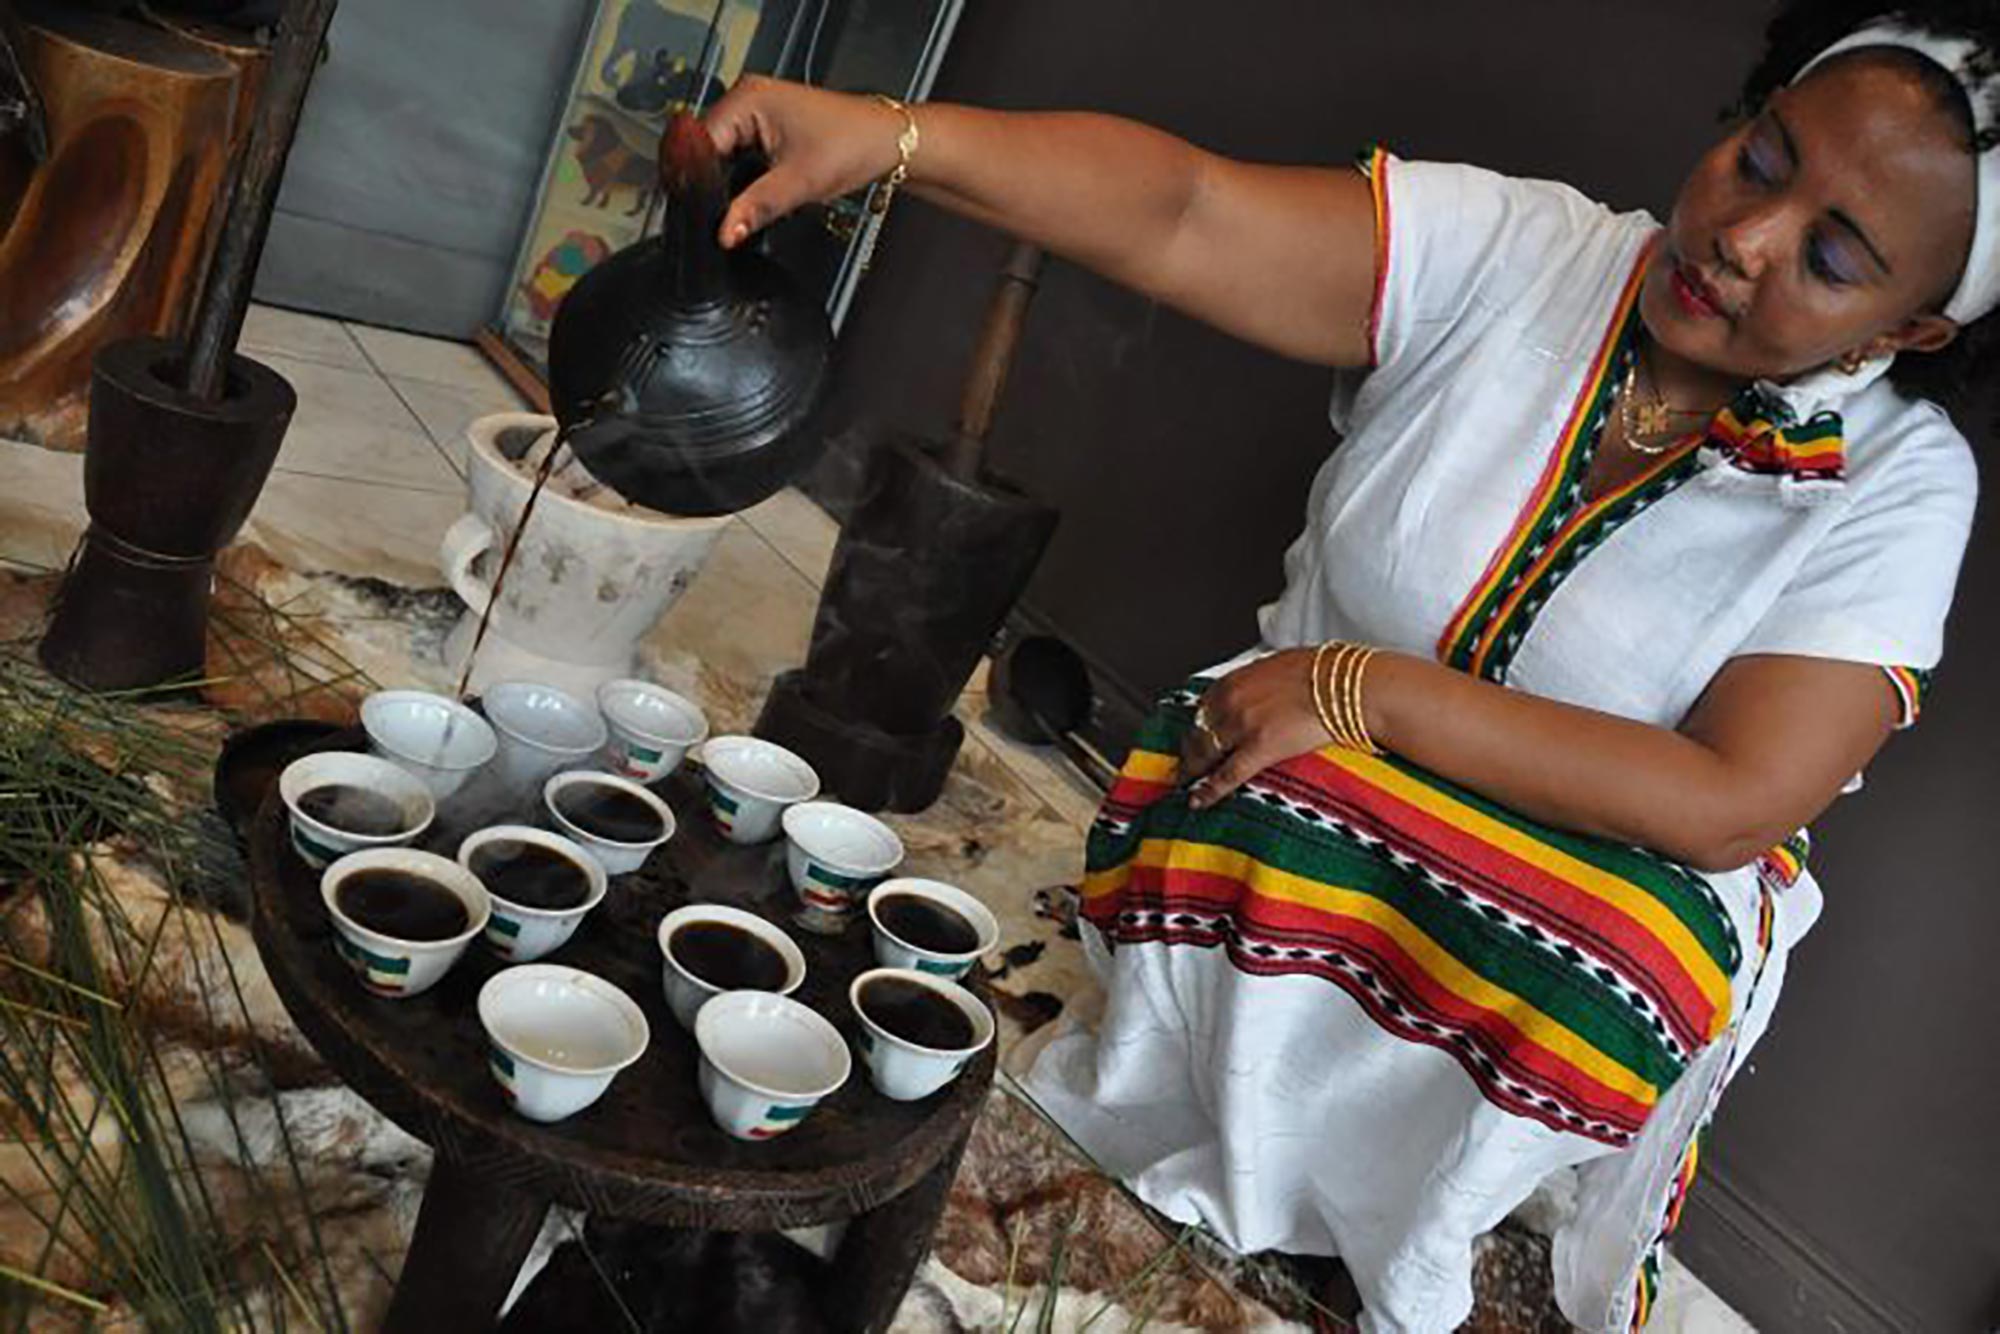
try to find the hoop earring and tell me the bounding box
[1835,349,1868,374]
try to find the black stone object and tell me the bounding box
[40,335,295,691]
[547,113,832,516]
[756,435,1058,812]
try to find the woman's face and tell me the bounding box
[1643,54,1976,382]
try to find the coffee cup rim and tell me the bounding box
[478,963,651,1076]
[695,990,851,1101]
[362,690,499,772]
[321,848,492,950]
[543,771,678,849]
[484,680,609,755]
[865,878,1001,963]
[848,967,996,1057]
[781,801,905,875]
[457,824,609,919]
[596,678,709,748]
[701,735,821,804]
[657,904,807,995]
[280,752,437,846]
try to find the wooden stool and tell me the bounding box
[248,757,995,1333]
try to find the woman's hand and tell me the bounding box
[703,76,907,248]
[1181,649,1337,809]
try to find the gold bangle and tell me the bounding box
[1343,647,1384,756]
[1309,641,1340,744]
[868,94,920,215]
[1324,641,1364,751]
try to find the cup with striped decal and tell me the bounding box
[321,849,489,999]
[849,967,995,1102]
[780,802,904,931]
[596,679,707,783]
[694,990,849,1141]
[865,879,1000,981]
[699,736,819,845]
[458,825,608,962]
[279,751,435,870]
[479,964,649,1123]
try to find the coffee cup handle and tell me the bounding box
[440,512,497,616]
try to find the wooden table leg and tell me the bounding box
[825,1128,972,1334]
[382,1159,550,1334]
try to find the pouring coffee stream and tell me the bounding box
[452,113,834,703]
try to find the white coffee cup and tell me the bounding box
[781,802,904,925]
[321,848,490,999]
[483,681,607,802]
[478,964,649,1123]
[700,736,819,844]
[458,825,609,962]
[849,967,995,1102]
[279,751,435,870]
[543,771,677,876]
[695,990,850,1140]
[865,878,1001,980]
[657,904,806,1031]
[597,679,707,783]
[360,689,497,798]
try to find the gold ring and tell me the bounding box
[1194,705,1222,750]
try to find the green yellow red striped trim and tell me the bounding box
[1085,680,1742,1147]
[1438,240,1656,673]
[1355,144,1393,368]
[1883,665,1930,730]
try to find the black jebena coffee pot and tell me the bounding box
[546,113,833,516]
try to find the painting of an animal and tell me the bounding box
[598,1,713,101]
[567,114,656,215]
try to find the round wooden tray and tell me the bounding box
[247,758,994,1233]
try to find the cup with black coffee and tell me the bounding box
[321,848,491,998]
[865,879,1000,980]
[656,904,806,1030]
[279,752,436,869]
[458,825,609,962]
[543,771,676,875]
[848,967,995,1102]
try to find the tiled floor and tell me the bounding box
[0,305,1755,1332]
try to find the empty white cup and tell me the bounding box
[701,736,819,845]
[849,967,995,1102]
[657,904,806,1031]
[279,751,435,870]
[478,964,650,1122]
[543,771,677,875]
[597,679,707,783]
[865,878,1001,979]
[458,825,609,962]
[781,802,904,925]
[322,848,490,998]
[483,681,607,802]
[695,990,850,1140]
[360,690,497,798]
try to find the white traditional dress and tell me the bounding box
[1024,151,1977,1333]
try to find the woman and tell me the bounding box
[707,4,1986,1329]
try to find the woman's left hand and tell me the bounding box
[1181,648,1340,809]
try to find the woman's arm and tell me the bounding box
[704,78,1378,366]
[1185,650,1900,872]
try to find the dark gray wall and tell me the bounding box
[825,2,1999,1328]
[253,0,594,336]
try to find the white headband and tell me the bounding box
[1798,19,2000,324]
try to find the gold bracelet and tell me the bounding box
[1324,641,1365,751]
[1309,641,1340,744]
[1341,646,1384,756]
[868,94,920,216]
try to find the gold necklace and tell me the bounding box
[1616,342,1711,456]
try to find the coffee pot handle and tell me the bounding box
[440,512,496,615]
